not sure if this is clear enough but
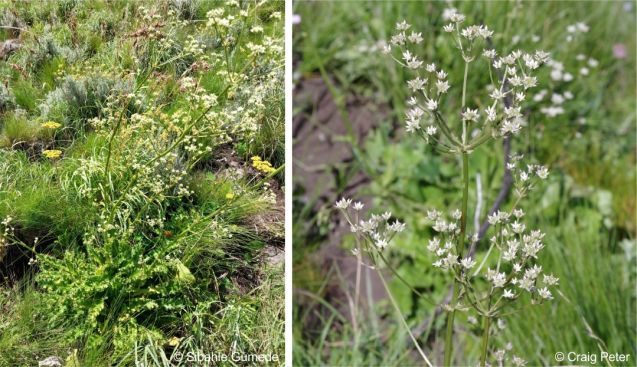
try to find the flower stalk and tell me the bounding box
[480,315,492,366]
[444,150,471,366]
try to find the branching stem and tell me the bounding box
[444,54,472,366]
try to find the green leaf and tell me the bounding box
[174,260,196,284]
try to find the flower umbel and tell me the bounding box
[335,201,403,251]
[384,18,549,150]
[251,156,277,174]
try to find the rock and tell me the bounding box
[0,39,21,59]
[38,356,62,367]
[263,246,284,266]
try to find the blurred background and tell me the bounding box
[292,1,636,365]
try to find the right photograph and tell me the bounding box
[292,1,636,366]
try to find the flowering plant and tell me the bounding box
[336,10,557,366]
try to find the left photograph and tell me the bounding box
[0,1,284,366]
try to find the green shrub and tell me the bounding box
[36,237,211,358]
[39,75,133,134]
[10,80,40,112]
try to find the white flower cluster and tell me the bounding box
[169,0,282,152]
[0,216,14,262]
[383,20,457,137]
[382,12,550,145]
[259,182,278,206]
[422,203,557,304]
[484,208,558,302]
[505,154,550,198]
[0,216,14,250]
[184,35,205,56]
[198,4,283,144]
[424,209,470,269]
[484,49,550,137]
[206,8,235,28]
[1,215,13,232]
[421,159,555,312]
[493,346,528,367]
[335,198,405,251]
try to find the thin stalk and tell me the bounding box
[460,153,469,257]
[433,112,462,148]
[377,267,433,367]
[467,129,493,151]
[354,239,362,314]
[444,152,470,366]
[480,316,492,366]
[246,163,284,191]
[353,233,363,352]
[443,283,459,366]
[473,242,495,277]
[462,62,469,144]
[377,251,436,305]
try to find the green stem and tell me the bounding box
[462,62,469,144]
[352,235,362,353]
[460,153,469,258]
[246,163,284,191]
[443,283,459,367]
[480,316,491,366]
[434,112,462,148]
[462,62,469,108]
[444,152,470,366]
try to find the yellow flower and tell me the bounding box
[167,336,182,347]
[225,192,235,199]
[42,150,62,159]
[41,121,62,129]
[251,156,276,174]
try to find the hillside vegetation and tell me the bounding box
[0,1,284,366]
